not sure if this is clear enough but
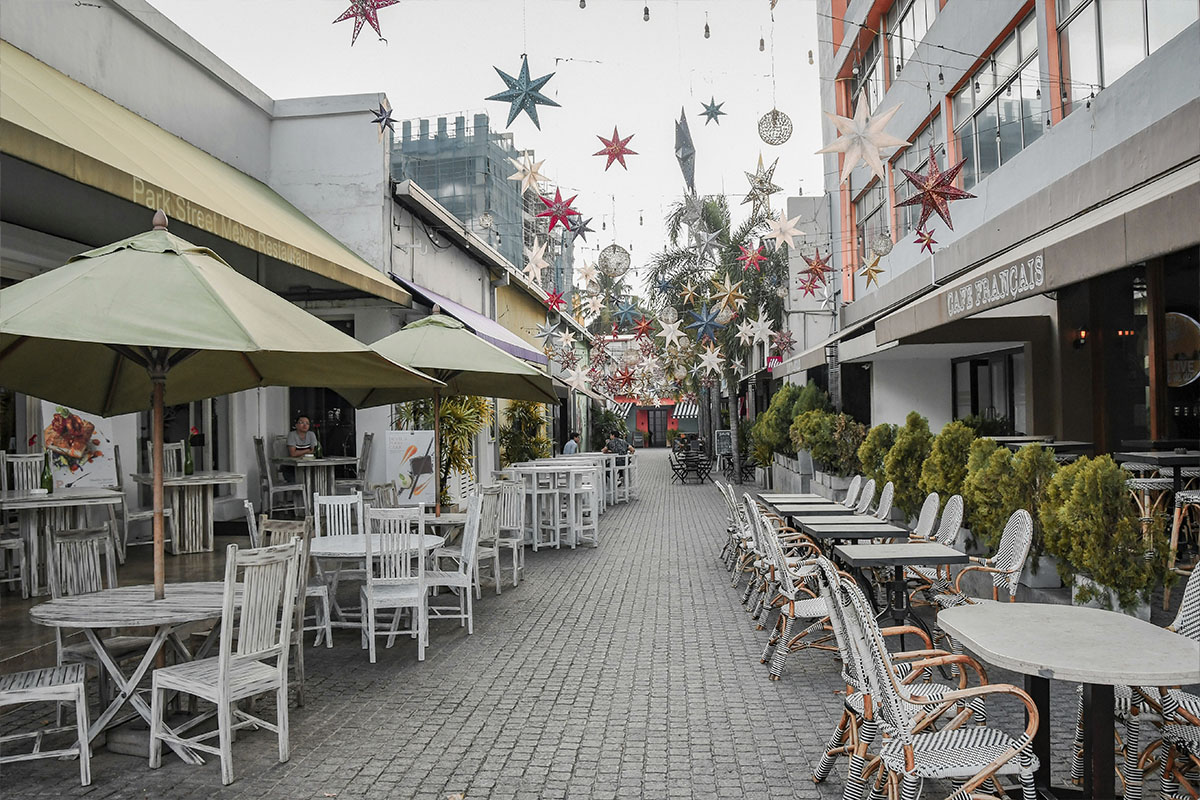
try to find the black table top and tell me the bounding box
[803,524,908,541]
[834,542,969,567]
[1114,450,1200,466]
[779,504,858,516]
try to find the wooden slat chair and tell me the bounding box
[114,444,176,560]
[0,532,27,598]
[253,437,306,518]
[491,479,525,585]
[150,540,300,785]
[334,432,374,495]
[369,482,399,509]
[360,505,427,663]
[0,664,91,786]
[428,493,485,636]
[257,517,322,703]
[143,441,185,476]
[4,452,43,491]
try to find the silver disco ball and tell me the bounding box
[758,108,794,146]
[659,306,679,324]
[715,306,736,325]
[598,244,631,277]
[871,233,894,257]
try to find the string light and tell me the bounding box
[759,35,765,52]
[643,4,649,22]
[579,0,585,7]
[808,50,814,65]
[938,69,944,84]
[704,12,710,38]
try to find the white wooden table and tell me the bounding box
[939,602,1200,800]
[130,471,245,554]
[272,456,358,502]
[508,464,599,549]
[310,533,446,630]
[28,581,233,764]
[0,487,124,596]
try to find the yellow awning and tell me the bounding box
[0,41,408,305]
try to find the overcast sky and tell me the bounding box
[147,0,824,292]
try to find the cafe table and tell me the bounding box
[29,581,234,763]
[0,487,124,596]
[131,471,245,554]
[1114,449,1200,496]
[799,521,909,542]
[836,542,968,640]
[939,602,1200,800]
[272,455,359,502]
[762,495,836,507]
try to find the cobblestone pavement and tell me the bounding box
[5,450,1098,799]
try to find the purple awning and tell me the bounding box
[390,274,547,366]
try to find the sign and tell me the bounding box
[38,402,117,490]
[766,354,781,372]
[825,343,842,413]
[946,251,1046,319]
[1166,312,1200,387]
[384,430,437,505]
[714,429,733,456]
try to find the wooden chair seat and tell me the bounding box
[153,657,280,700]
[0,663,91,786]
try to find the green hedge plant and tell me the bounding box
[883,412,934,518]
[790,410,864,477]
[918,421,975,511]
[858,423,896,488]
[1010,443,1058,565]
[961,438,1015,549]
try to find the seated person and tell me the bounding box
[283,414,317,482]
[563,431,580,455]
[602,430,634,464]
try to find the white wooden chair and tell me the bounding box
[4,452,43,491]
[334,432,374,495]
[257,517,321,704]
[428,493,486,635]
[0,664,91,786]
[114,445,175,560]
[150,540,300,786]
[314,491,364,538]
[492,480,526,586]
[253,437,306,518]
[0,534,27,598]
[143,440,185,476]
[369,482,399,508]
[360,505,427,663]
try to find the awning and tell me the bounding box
[0,41,408,306]
[673,401,699,419]
[390,274,547,365]
[607,399,635,415]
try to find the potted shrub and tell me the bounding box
[918,420,975,515]
[883,412,933,520]
[1041,455,1169,619]
[858,422,896,490]
[499,400,551,466]
[791,409,834,495]
[829,413,866,493]
[1009,444,1060,587]
[961,438,1014,556]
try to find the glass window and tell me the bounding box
[1018,14,1038,63]
[996,32,1021,83]
[997,89,1023,165]
[975,100,1000,180]
[893,114,944,235]
[955,361,972,420]
[854,181,886,265]
[1099,0,1146,86]
[1057,0,1088,18]
[953,84,974,122]
[1148,0,1199,52]
[956,122,977,190]
[1021,62,1044,149]
[1059,2,1099,112]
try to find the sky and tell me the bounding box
[146,0,825,293]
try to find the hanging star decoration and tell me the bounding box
[750,307,775,347]
[632,316,655,339]
[860,256,885,288]
[699,97,726,125]
[680,281,701,305]
[555,330,575,351]
[333,0,400,46]
[692,227,722,262]
[798,273,822,297]
[368,99,395,142]
[915,228,938,254]
[818,283,837,313]
[584,294,605,316]
[736,245,767,272]
[576,261,598,286]
[743,155,782,217]
[613,367,636,393]
[735,319,756,346]
[801,249,835,285]
[657,318,685,348]
[765,211,804,250]
[653,277,675,296]
[674,108,697,192]
[486,54,560,130]
[698,343,725,375]
[536,189,578,232]
[710,274,747,312]
[558,347,580,369]
[687,304,724,343]
[816,101,910,184]
[507,154,548,194]
[564,367,590,392]
[612,300,639,328]
[569,216,595,243]
[534,318,560,345]
[545,287,566,312]
[895,145,976,231]
[772,330,797,356]
[593,127,638,171]
[524,239,549,285]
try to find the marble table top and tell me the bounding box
[835,542,968,567]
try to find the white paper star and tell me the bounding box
[576,261,598,286]
[735,319,756,346]
[750,307,775,347]
[652,396,663,407]
[819,283,837,312]
[524,239,549,285]
[742,155,782,217]
[534,319,560,344]
[698,343,724,375]
[816,102,909,185]
[765,211,804,250]
[657,318,685,348]
[508,154,548,194]
[564,367,590,392]
[640,352,661,373]
[585,294,604,315]
[554,330,576,351]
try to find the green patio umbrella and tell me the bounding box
[0,211,442,599]
[336,314,559,513]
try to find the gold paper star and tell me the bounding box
[680,281,700,305]
[860,256,885,288]
[709,274,747,312]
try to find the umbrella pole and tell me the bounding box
[151,373,166,600]
[434,390,441,517]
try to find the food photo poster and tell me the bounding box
[38,401,117,489]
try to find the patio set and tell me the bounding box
[717,473,1200,800]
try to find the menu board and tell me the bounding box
[714,429,733,456]
[384,430,437,504]
[38,401,117,489]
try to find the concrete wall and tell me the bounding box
[870,358,952,430]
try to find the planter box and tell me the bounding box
[1020,555,1062,588]
[828,475,852,495]
[954,527,990,557]
[1071,575,1150,621]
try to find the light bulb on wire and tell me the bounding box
[643,4,649,22]
[579,0,585,7]
[808,50,814,65]
[759,36,765,52]
[704,14,710,38]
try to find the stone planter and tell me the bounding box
[1071,574,1151,621]
[1020,554,1062,588]
[954,526,989,557]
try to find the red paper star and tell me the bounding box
[632,316,655,339]
[801,249,834,284]
[772,330,796,355]
[537,188,578,232]
[333,0,400,45]
[593,127,638,171]
[736,245,767,272]
[915,228,938,253]
[613,367,636,392]
[546,287,566,311]
[798,273,821,297]
[895,145,975,231]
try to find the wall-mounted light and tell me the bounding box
[1073,328,1089,349]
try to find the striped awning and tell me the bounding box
[673,401,699,419]
[607,399,635,414]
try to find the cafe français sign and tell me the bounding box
[946,250,1046,319]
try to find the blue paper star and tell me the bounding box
[612,300,639,327]
[369,102,395,136]
[686,304,724,343]
[569,215,595,243]
[699,97,726,125]
[486,55,561,130]
[654,278,674,295]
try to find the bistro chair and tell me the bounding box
[910,492,941,541]
[872,480,895,520]
[253,437,306,518]
[334,432,374,495]
[854,478,877,515]
[840,475,864,509]
[150,540,299,785]
[428,492,486,636]
[113,445,175,561]
[0,664,91,786]
[258,517,322,702]
[1165,489,1200,609]
[933,509,1034,607]
[907,494,966,605]
[360,505,427,663]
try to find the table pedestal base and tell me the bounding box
[1024,675,1115,800]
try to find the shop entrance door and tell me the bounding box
[646,407,668,447]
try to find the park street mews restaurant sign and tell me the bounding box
[946,251,1046,319]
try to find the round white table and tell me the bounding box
[29,582,231,763]
[309,533,445,559]
[273,456,359,501]
[939,602,1200,800]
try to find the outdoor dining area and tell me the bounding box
[718,462,1200,800]
[0,212,633,788]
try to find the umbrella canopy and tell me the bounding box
[0,213,443,598]
[337,314,559,408]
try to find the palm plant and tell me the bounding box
[396,396,492,503]
[499,400,552,466]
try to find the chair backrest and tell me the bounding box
[6,453,43,491]
[47,525,117,599]
[841,475,863,508]
[934,494,965,546]
[496,480,524,534]
[270,435,289,459]
[854,479,876,514]
[912,492,939,539]
[243,500,260,547]
[873,481,894,520]
[449,492,486,577]
[357,432,374,477]
[370,482,398,508]
[145,441,185,477]
[1168,566,1200,641]
[253,436,275,491]
[811,555,871,692]
[364,505,425,589]
[990,508,1034,599]
[313,492,363,537]
[217,541,299,683]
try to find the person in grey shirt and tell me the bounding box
[283,414,317,482]
[563,431,580,455]
[602,431,633,457]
